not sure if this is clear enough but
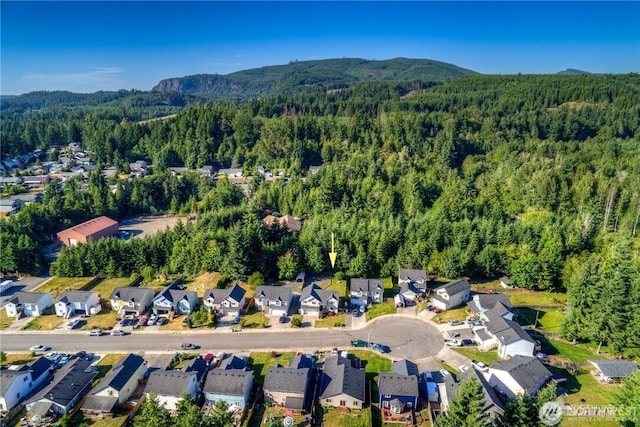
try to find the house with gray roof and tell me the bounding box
[217,355,248,371]
[485,355,552,399]
[25,358,97,415]
[254,285,292,316]
[483,317,535,358]
[54,290,101,318]
[318,356,365,409]
[0,357,53,412]
[203,369,254,410]
[109,287,154,317]
[218,168,243,178]
[81,354,146,417]
[0,198,24,216]
[398,268,428,294]
[143,370,199,411]
[589,360,639,383]
[350,278,384,305]
[203,283,246,316]
[431,279,471,311]
[263,356,313,412]
[467,293,514,322]
[299,284,339,316]
[378,359,420,420]
[5,292,53,318]
[182,356,209,384]
[152,283,198,316]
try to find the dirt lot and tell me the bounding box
[118,215,192,239]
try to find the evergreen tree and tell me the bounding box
[437,376,490,427]
[133,393,172,427]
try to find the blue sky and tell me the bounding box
[2,1,639,94]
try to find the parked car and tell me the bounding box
[352,309,363,318]
[449,331,461,338]
[471,360,488,371]
[74,351,87,359]
[84,352,95,361]
[351,339,369,348]
[444,339,461,347]
[137,315,149,327]
[353,357,362,369]
[56,354,71,368]
[87,329,103,336]
[203,353,214,364]
[461,339,476,347]
[459,365,469,372]
[370,343,391,353]
[181,343,199,350]
[66,318,81,329]
[30,344,51,352]
[156,317,169,326]
[45,352,61,362]
[279,315,288,324]
[448,319,463,326]
[110,329,128,336]
[147,314,158,326]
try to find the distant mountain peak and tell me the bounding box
[557,68,590,75]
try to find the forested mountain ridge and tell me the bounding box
[3,73,640,354]
[151,57,478,99]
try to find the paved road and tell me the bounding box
[0,317,443,361]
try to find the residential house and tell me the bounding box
[299,284,339,316]
[81,354,146,417]
[318,356,365,410]
[467,293,514,323]
[152,283,198,317]
[203,369,254,410]
[499,276,514,289]
[22,175,50,188]
[588,360,639,384]
[253,286,292,316]
[54,291,101,318]
[350,278,384,305]
[143,370,199,412]
[458,368,505,422]
[485,355,553,400]
[0,358,53,412]
[25,358,97,415]
[398,268,428,294]
[218,168,243,178]
[308,165,321,175]
[168,166,190,176]
[257,165,272,177]
[431,279,471,311]
[5,292,54,318]
[129,160,148,177]
[182,357,209,385]
[378,359,420,421]
[217,354,248,371]
[262,214,303,232]
[202,283,246,316]
[197,165,214,178]
[0,198,24,216]
[263,355,313,412]
[57,216,119,247]
[483,316,536,358]
[109,287,155,317]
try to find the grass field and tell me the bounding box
[35,276,97,297]
[23,313,63,330]
[86,277,135,299]
[1,354,37,367]
[366,300,396,321]
[241,310,269,328]
[183,272,224,298]
[433,306,468,323]
[315,313,346,328]
[139,278,173,293]
[517,307,566,333]
[320,406,372,427]
[472,281,567,306]
[249,351,297,384]
[325,279,348,297]
[382,277,395,297]
[80,308,119,331]
[349,350,392,375]
[452,348,501,366]
[0,309,13,330]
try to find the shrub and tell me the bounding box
[291,314,303,327]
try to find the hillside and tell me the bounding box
[152,57,478,100]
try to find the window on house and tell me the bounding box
[16,392,21,399]
[383,401,389,408]
[23,376,28,382]
[407,401,412,408]
[326,399,332,403]
[384,394,391,398]
[340,400,346,406]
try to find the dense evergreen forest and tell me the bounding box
[2,73,639,354]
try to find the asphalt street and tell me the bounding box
[0,316,443,361]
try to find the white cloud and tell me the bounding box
[21,67,129,90]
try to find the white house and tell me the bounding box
[253,286,292,316]
[431,279,471,311]
[485,317,536,359]
[202,283,246,316]
[350,278,384,305]
[144,370,199,412]
[109,287,155,317]
[484,355,552,399]
[5,292,53,318]
[299,284,339,316]
[203,369,254,410]
[152,283,198,316]
[588,360,639,383]
[0,357,53,412]
[54,291,101,318]
[467,294,514,322]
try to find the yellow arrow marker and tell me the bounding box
[329,232,337,269]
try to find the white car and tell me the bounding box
[459,365,469,372]
[444,339,461,347]
[87,329,103,336]
[45,352,61,362]
[471,360,488,371]
[30,344,51,352]
[66,318,80,329]
[147,315,158,326]
[110,329,127,336]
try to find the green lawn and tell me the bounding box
[517,307,566,333]
[540,337,603,363]
[35,276,97,298]
[249,351,297,384]
[433,306,469,323]
[452,348,501,366]
[80,308,119,331]
[183,272,225,298]
[86,277,135,299]
[366,300,396,321]
[23,314,63,331]
[472,281,567,306]
[0,309,13,330]
[139,278,173,293]
[315,313,346,328]
[349,350,392,374]
[1,354,38,367]
[382,277,395,298]
[326,279,348,297]
[321,406,372,427]
[241,310,269,328]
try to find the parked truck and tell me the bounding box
[0,280,14,294]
